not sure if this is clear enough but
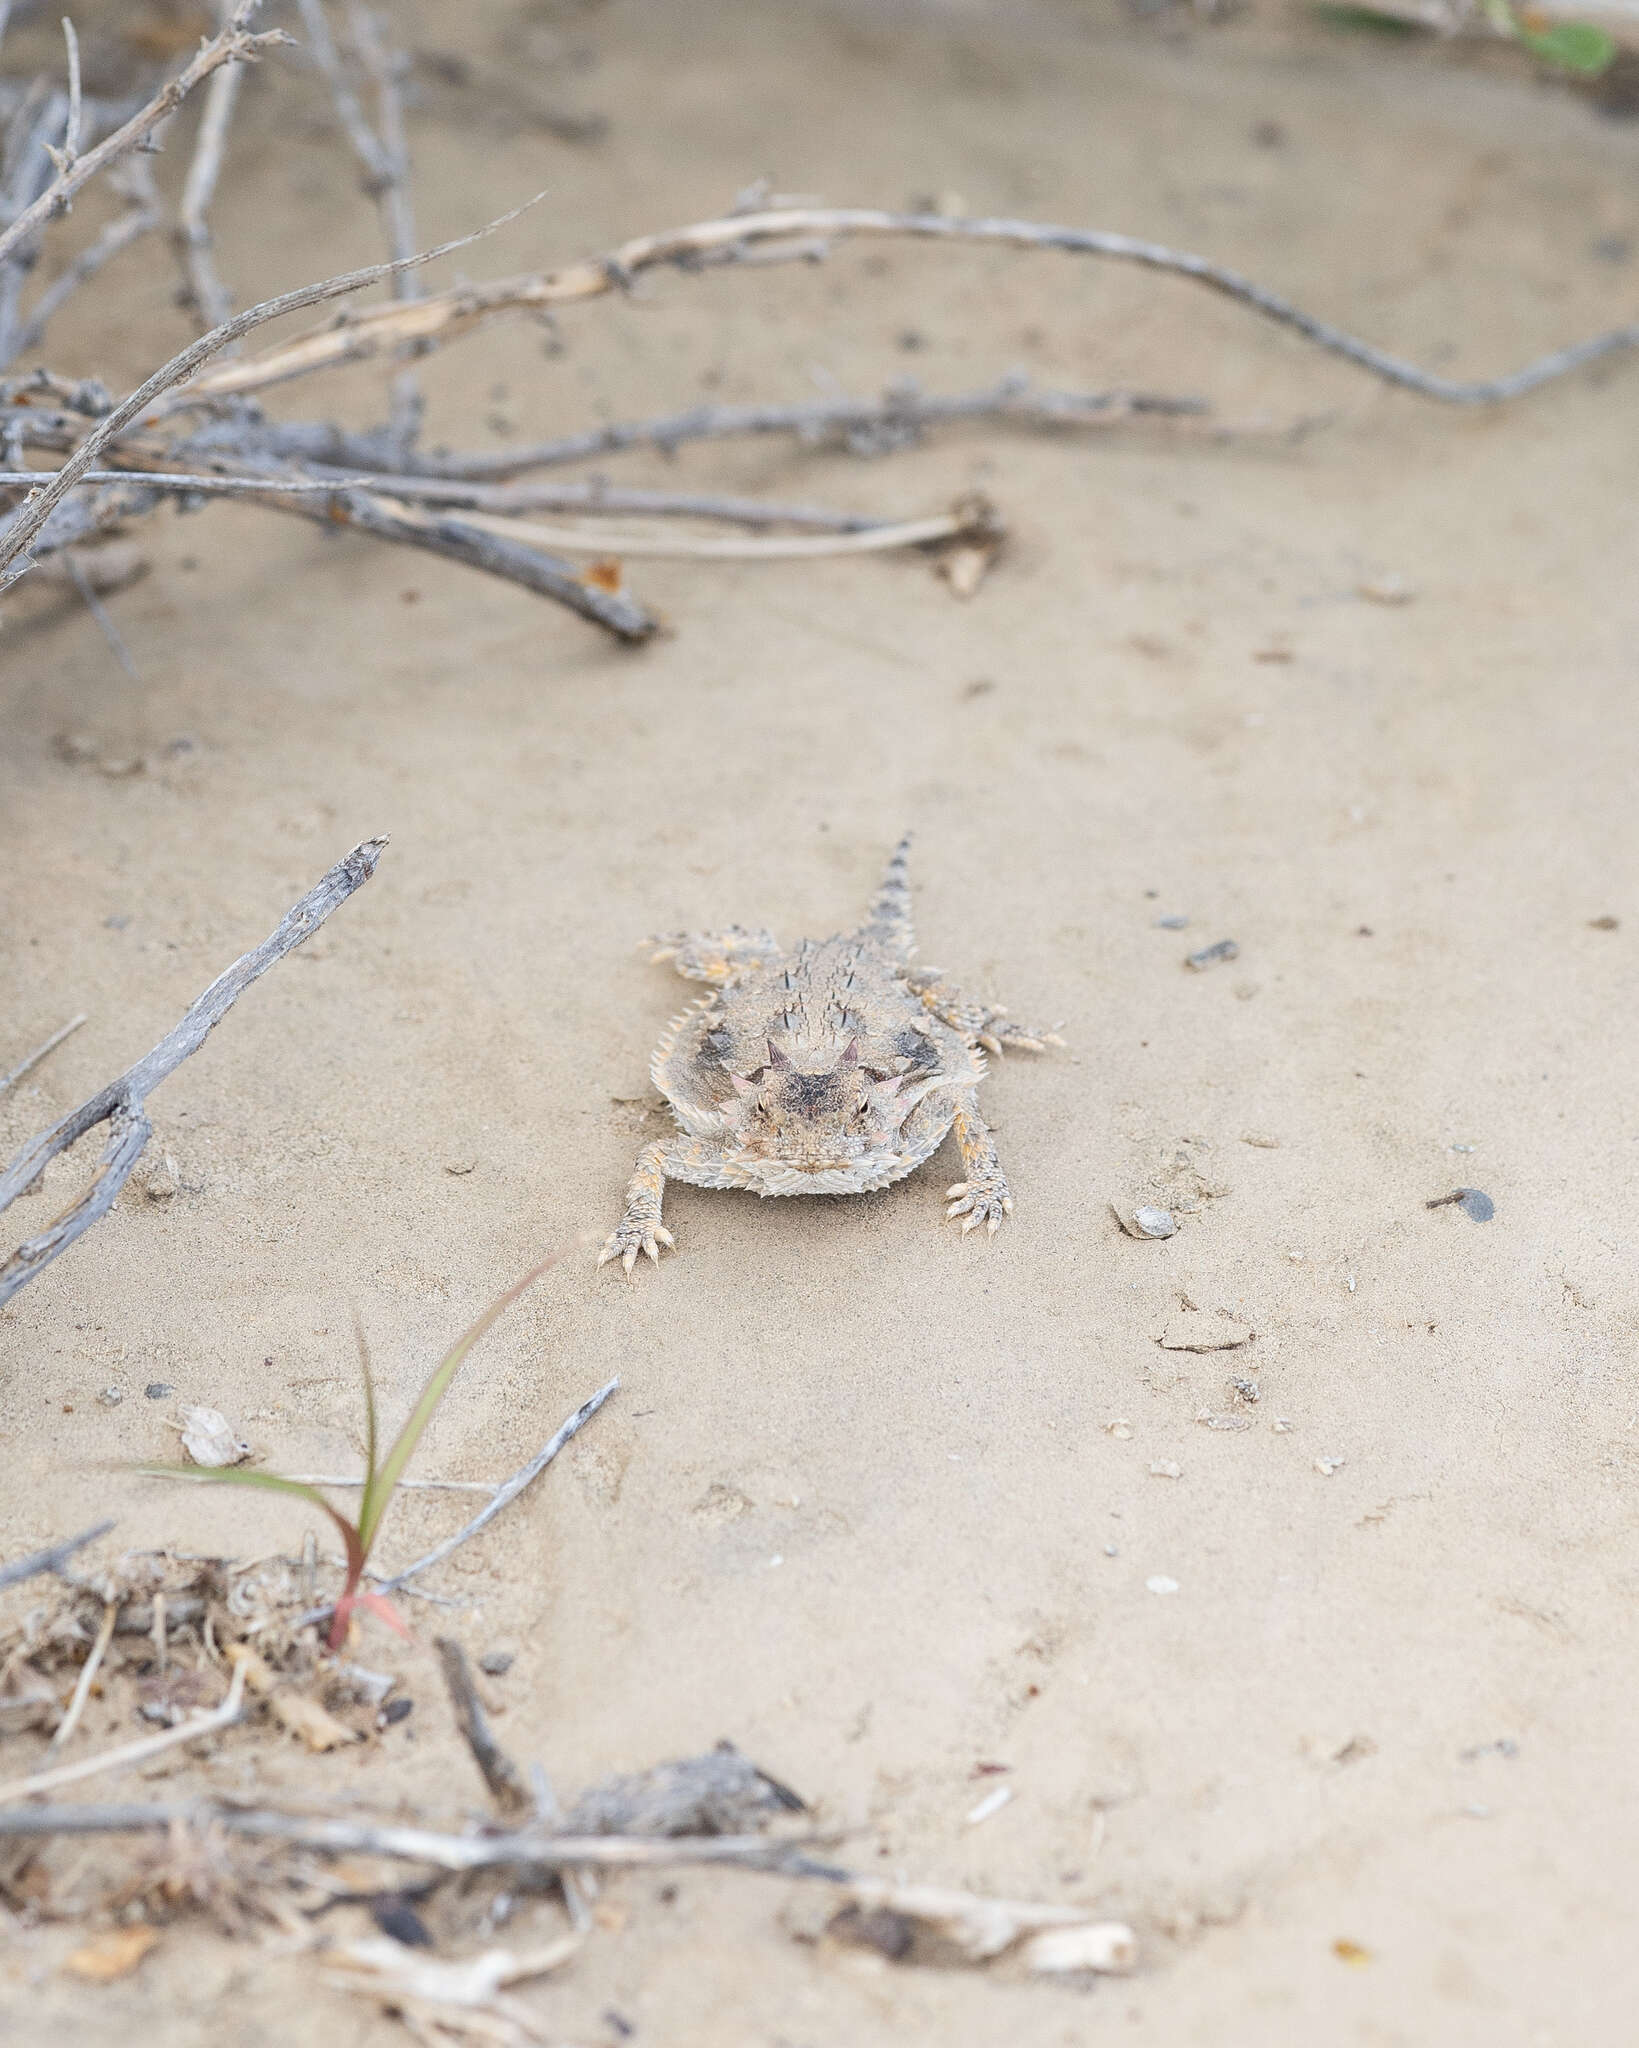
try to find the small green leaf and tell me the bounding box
[1516,18,1616,73]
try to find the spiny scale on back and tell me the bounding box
[599,834,1063,1274]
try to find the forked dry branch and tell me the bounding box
[0,837,386,1307]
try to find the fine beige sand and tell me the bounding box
[4,3,1639,2041]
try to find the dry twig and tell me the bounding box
[0,1516,112,1590]
[175,203,1639,411]
[435,1636,530,1817]
[0,194,543,587]
[0,1657,248,1806]
[47,1597,116,1750]
[175,11,252,334]
[0,1800,836,1874]
[0,838,386,1307]
[0,1010,86,1096]
[369,1376,620,1600]
[296,0,422,446]
[0,2,286,275]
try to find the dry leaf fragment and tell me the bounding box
[178,1406,250,1467]
[271,1692,361,1752]
[63,1924,160,1981]
[227,1643,360,1751]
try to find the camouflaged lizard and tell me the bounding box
[599,835,1062,1273]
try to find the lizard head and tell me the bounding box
[721,1038,923,1184]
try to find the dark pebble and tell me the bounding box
[479,1650,514,1676]
[144,1382,173,1400]
[380,1696,414,1726]
[370,1895,434,1947]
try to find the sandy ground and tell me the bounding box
[4,1,1639,2040]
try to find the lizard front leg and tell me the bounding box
[598,1139,679,1273]
[598,1135,750,1273]
[945,1088,1014,1235]
[647,927,782,986]
[903,969,1064,1055]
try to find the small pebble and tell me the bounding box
[1149,1460,1183,1479]
[1185,939,1240,972]
[1273,1416,1293,1432]
[97,1387,123,1408]
[1105,1419,1133,1439]
[1146,1576,1180,1596]
[1195,1411,1253,1432]
[478,1650,515,1677]
[1458,1189,1495,1222]
[1588,915,1619,931]
[380,1696,414,1727]
[1104,1542,1119,1558]
[1314,1455,1345,1477]
[1133,1205,1176,1239]
[1153,913,1189,930]
[1357,571,1417,605]
[144,1382,173,1401]
[1241,1132,1279,1148]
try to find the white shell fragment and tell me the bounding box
[1146,1575,1180,1595]
[1314,1454,1346,1477]
[1025,1922,1138,1975]
[179,1405,251,1468]
[1112,1200,1177,1239]
[1148,1460,1182,1480]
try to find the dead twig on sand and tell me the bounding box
[0,1800,838,1875]
[366,378,1210,480]
[0,1657,248,1806]
[435,1636,530,1817]
[0,1516,113,1590]
[367,1377,621,1602]
[47,1598,116,1750]
[0,198,541,589]
[419,500,989,562]
[0,838,386,1308]
[0,1010,86,1096]
[175,203,1639,411]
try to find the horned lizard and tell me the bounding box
[599,834,1062,1273]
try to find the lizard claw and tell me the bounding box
[598,1217,674,1275]
[946,1182,1013,1233]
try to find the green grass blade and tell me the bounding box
[353,1306,382,1549]
[134,1463,363,1572]
[357,1239,579,1556]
